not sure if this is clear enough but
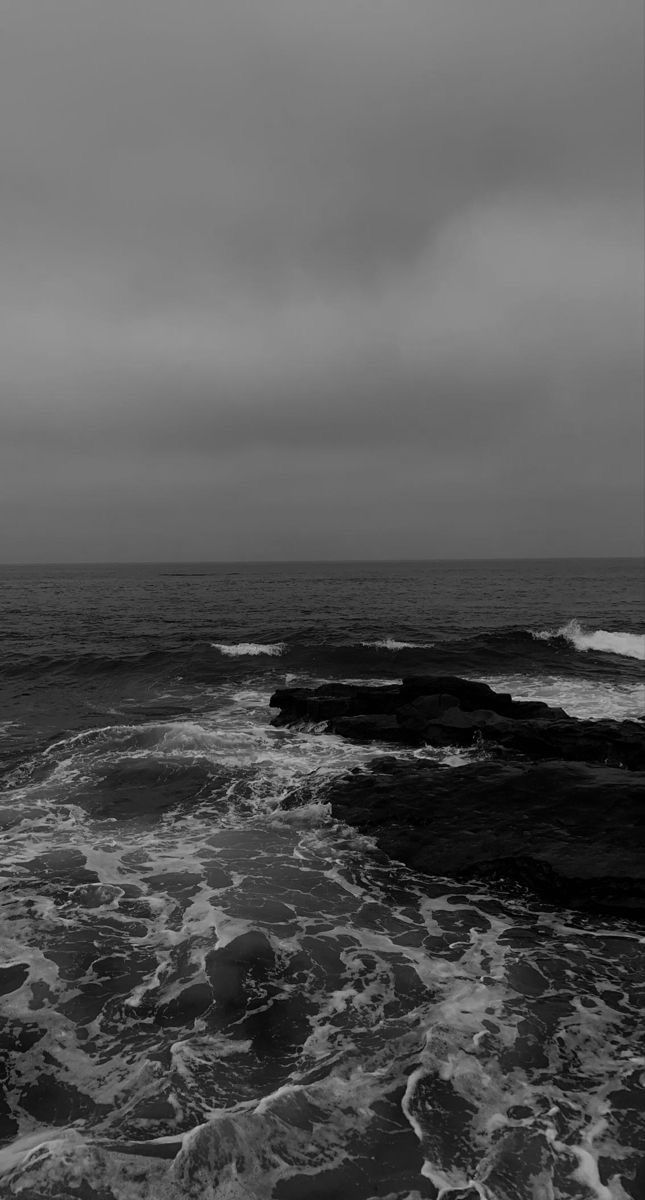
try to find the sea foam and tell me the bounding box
[212,642,286,657]
[534,619,644,660]
[360,638,435,651]
[482,673,644,721]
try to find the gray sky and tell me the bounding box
[0,0,642,561]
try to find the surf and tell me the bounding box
[211,642,286,657]
[534,619,645,661]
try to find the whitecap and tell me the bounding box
[533,619,644,660]
[360,639,435,651]
[211,642,286,657]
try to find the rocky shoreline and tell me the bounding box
[270,676,645,919]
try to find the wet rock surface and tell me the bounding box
[271,677,645,916]
[270,675,645,768]
[324,758,645,918]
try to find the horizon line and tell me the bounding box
[0,554,642,568]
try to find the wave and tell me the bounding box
[0,646,178,681]
[211,642,286,657]
[11,688,460,825]
[534,620,645,661]
[0,640,286,681]
[3,623,643,692]
[360,638,435,651]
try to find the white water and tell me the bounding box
[361,639,435,650]
[0,684,643,1199]
[483,673,644,721]
[534,620,645,662]
[211,643,286,657]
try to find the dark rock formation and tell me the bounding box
[270,676,645,916]
[270,676,645,769]
[322,758,645,917]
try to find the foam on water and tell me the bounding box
[482,673,645,721]
[361,639,436,651]
[211,643,286,657]
[1,684,643,1198]
[534,620,645,662]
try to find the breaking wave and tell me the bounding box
[3,627,643,694]
[360,638,435,651]
[534,620,645,661]
[211,642,286,657]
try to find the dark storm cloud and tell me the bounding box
[0,0,642,559]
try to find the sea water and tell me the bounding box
[0,559,643,1198]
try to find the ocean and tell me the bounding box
[0,558,643,1199]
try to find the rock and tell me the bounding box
[333,714,412,743]
[430,706,506,730]
[400,676,566,720]
[269,677,645,769]
[270,684,354,726]
[323,758,645,918]
[270,675,645,915]
[400,676,509,711]
[455,856,645,918]
[473,715,645,770]
[395,694,461,731]
[350,686,404,715]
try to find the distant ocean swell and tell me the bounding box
[3,624,643,685]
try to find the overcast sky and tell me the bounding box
[0,0,642,561]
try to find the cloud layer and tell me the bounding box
[0,0,642,559]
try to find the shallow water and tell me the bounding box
[0,561,643,1198]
